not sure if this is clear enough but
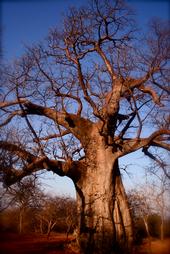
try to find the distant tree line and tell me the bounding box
[0,176,77,237]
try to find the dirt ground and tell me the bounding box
[0,233,169,254]
[134,238,170,254]
[0,233,77,254]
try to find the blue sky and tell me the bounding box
[1,0,82,61]
[1,0,170,197]
[1,0,170,62]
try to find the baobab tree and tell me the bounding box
[0,0,170,253]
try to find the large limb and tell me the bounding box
[0,99,93,142]
[0,140,85,186]
[95,44,116,80]
[0,99,89,185]
[121,69,163,106]
[96,45,165,134]
[95,43,122,120]
[116,129,170,157]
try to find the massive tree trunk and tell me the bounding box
[74,133,133,254]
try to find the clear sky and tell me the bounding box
[1,0,170,62]
[1,0,170,197]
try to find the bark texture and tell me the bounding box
[74,130,133,254]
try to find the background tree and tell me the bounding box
[128,170,170,243]
[37,195,77,238]
[0,0,170,253]
[0,186,77,235]
[38,196,64,238]
[145,165,170,241]
[0,176,42,233]
[128,189,152,244]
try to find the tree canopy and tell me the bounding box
[0,0,169,186]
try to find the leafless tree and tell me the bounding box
[0,0,170,253]
[37,195,76,238]
[128,175,170,251]
[150,178,169,241]
[65,197,77,239]
[0,176,42,233]
[39,197,59,238]
[145,165,170,241]
[128,188,153,250]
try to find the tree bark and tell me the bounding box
[46,220,56,239]
[40,218,43,234]
[160,216,164,241]
[74,134,133,254]
[143,217,152,253]
[19,208,24,234]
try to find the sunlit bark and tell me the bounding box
[73,129,133,253]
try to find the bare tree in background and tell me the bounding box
[128,174,170,251]
[145,164,170,241]
[128,188,153,251]
[0,0,170,253]
[37,196,77,238]
[150,176,169,241]
[0,176,42,233]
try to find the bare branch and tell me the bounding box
[1,157,65,186]
[119,129,170,156]
[147,129,170,145]
[0,98,27,109]
[36,130,70,141]
[0,110,23,127]
[152,78,170,95]
[142,148,170,179]
[151,140,170,151]
[139,84,163,106]
[53,89,83,116]
[96,44,116,80]
[0,136,86,186]
[142,147,165,167]
[122,74,163,106]
[0,141,35,162]
[76,59,103,119]
[103,79,122,119]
